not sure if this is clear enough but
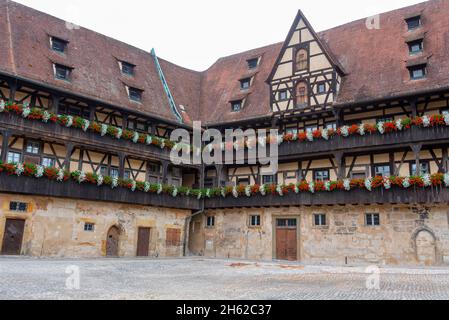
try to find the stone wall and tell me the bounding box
[189,205,449,266]
[0,193,190,258]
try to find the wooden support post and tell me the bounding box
[333,108,344,127]
[334,152,345,180]
[215,164,224,187]
[443,147,448,173]
[78,149,84,171]
[410,98,418,118]
[118,152,126,179]
[88,105,96,122]
[122,113,128,131]
[389,152,395,176]
[64,143,74,170]
[161,160,169,185]
[298,161,303,181]
[51,95,60,114]
[1,130,12,162]
[199,165,205,189]
[411,143,423,175]
[7,79,17,102]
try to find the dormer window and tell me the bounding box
[231,100,243,112]
[54,64,72,81]
[406,16,421,31]
[120,61,135,76]
[247,58,259,69]
[408,39,423,55]
[127,86,143,102]
[240,78,252,90]
[50,37,68,54]
[408,64,426,80]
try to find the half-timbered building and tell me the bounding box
[1,0,449,265]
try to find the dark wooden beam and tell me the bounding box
[0,130,12,162]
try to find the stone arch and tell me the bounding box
[412,227,437,266]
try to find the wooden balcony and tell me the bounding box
[0,175,201,210]
[204,186,449,209]
[278,126,449,159]
[0,113,175,163]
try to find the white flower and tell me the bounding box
[115,128,122,139]
[276,184,284,196]
[343,179,351,191]
[63,115,73,128]
[245,185,252,197]
[144,182,151,192]
[77,171,86,184]
[42,111,51,123]
[146,135,153,145]
[35,165,44,178]
[0,99,5,112]
[101,124,108,136]
[197,191,203,200]
[443,111,449,126]
[258,136,266,148]
[309,182,315,194]
[306,131,314,142]
[130,180,137,192]
[294,184,300,194]
[383,177,391,190]
[132,132,140,143]
[358,123,365,136]
[221,187,226,198]
[160,139,165,149]
[395,119,403,131]
[377,122,385,134]
[324,181,331,192]
[97,174,104,186]
[111,176,119,189]
[57,169,65,182]
[260,185,266,196]
[423,174,432,187]
[157,184,163,194]
[365,178,372,191]
[82,120,90,132]
[322,128,329,141]
[422,115,431,128]
[22,106,31,118]
[232,186,239,198]
[444,173,449,187]
[15,163,24,176]
[340,126,349,137]
[403,177,411,188]
[206,189,211,198]
[171,187,178,197]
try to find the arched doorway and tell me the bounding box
[106,226,120,257]
[415,230,437,266]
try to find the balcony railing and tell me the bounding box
[204,185,449,208]
[0,175,201,210]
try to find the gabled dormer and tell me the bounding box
[267,10,344,114]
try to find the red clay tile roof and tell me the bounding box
[0,0,181,123]
[1,0,449,126]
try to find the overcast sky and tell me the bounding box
[15,0,426,71]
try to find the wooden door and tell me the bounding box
[136,227,151,257]
[106,226,120,257]
[1,219,25,255]
[276,219,298,261]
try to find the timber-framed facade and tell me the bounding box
[1,0,449,266]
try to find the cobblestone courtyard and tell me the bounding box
[1,257,449,300]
